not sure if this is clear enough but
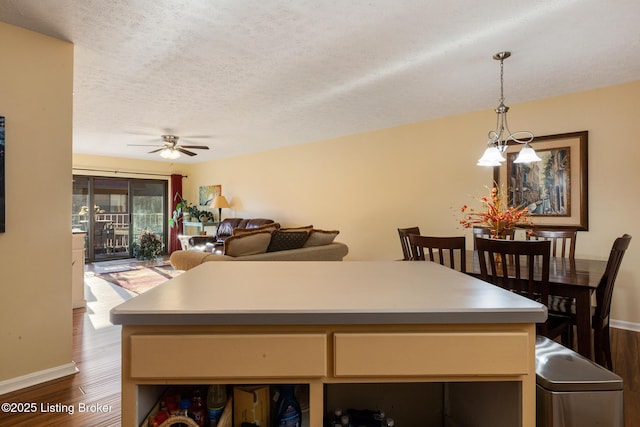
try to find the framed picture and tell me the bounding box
[0,116,4,233]
[494,131,588,230]
[198,184,221,206]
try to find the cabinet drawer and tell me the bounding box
[334,332,529,377]
[130,334,326,379]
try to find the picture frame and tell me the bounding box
[494,131,588,230]
[198,184,221,206]
[0,116,5,233]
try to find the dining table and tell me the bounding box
[464,250,608,359]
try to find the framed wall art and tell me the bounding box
[494,131,589,230]
[198,184,221,206]
[0,116,4,233]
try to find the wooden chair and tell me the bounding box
[526,227,578,259]
[475,237,572,345]
[548,234,631,368]
[593,234,631,368]
[472,226,515,248]
[397,227,420,260]
[408,235,466,273]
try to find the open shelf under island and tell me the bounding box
[110,261,546,427]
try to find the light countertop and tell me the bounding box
[110,261,546,326]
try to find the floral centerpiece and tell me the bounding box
[132,228,164,260]
[459,184,533,237]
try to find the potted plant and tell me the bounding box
[198,210,214,223]
[132,228,164,260]
[169,193,198,228]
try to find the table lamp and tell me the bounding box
[211,195,230,222]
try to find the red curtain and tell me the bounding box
[169,174,183,254]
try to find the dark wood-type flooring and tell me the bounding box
[0,275,639,426]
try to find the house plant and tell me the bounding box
[132,228,164,260]
[169,193,199,228]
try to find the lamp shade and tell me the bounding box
[211,195,230,209]
[513,145,542,164]
[477,146,506,167]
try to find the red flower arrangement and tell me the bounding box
[459,184,533,237]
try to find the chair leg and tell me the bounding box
[603,325,613,370]
[561,324,573,349]
[594,328,603,367]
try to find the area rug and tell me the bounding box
[96,264,183,294]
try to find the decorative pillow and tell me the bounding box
[233,222,280,236]
[223,231,273,257]
[304,229,340,247]
[266,230,311,252]
[279,225,313,232]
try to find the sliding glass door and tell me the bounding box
[131,180,167,248]
[72,176,168,262]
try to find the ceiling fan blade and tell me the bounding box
[176,147,197,156]
[128,144,163,147]
[179,145,209,150]
[148,148,164,153]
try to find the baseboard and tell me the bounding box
[611,319,640,332]
[0,362,78,395]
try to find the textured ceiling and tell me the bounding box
[1,0,640,163]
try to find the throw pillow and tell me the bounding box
[266,230,310,252]
[304,229,340,247]
[233,222,280,236]
[279,225,313,232]
[223,230,273,257]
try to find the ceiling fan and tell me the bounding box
[129,134,210,159]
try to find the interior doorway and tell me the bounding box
[72,176,168,262]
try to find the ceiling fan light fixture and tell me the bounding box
[160,147,180,159]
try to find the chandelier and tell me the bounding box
[477,51,540,167]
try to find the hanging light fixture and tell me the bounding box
[477,51,540,167]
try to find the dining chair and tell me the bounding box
[472,226,515,248]
[526,227,578,259]
[397,227,420,260]
[408,235,466,273]
[475,237,572,345]
[547,234,631,369]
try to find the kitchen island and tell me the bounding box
[111,261,546,426]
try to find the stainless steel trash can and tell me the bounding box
[535,336,623,427]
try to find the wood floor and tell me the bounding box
[1,273,639,426]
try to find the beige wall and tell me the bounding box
[73,153,189,180]
[0,23,74,382]
[186,81,640,325]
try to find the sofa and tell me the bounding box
[171,218,348,270]
[188,218,275,248]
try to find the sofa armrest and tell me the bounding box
[170,250,232,270]
[188,236,216,247]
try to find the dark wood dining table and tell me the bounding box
[464,250,608,359]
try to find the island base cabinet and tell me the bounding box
[121,324,536,427]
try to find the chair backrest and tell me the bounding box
[476,238,551,324]
[526,227,578,259]
[408,235,466,273]
[594,234,632,326]
[397,227,420,260]
[472,226,515,248]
